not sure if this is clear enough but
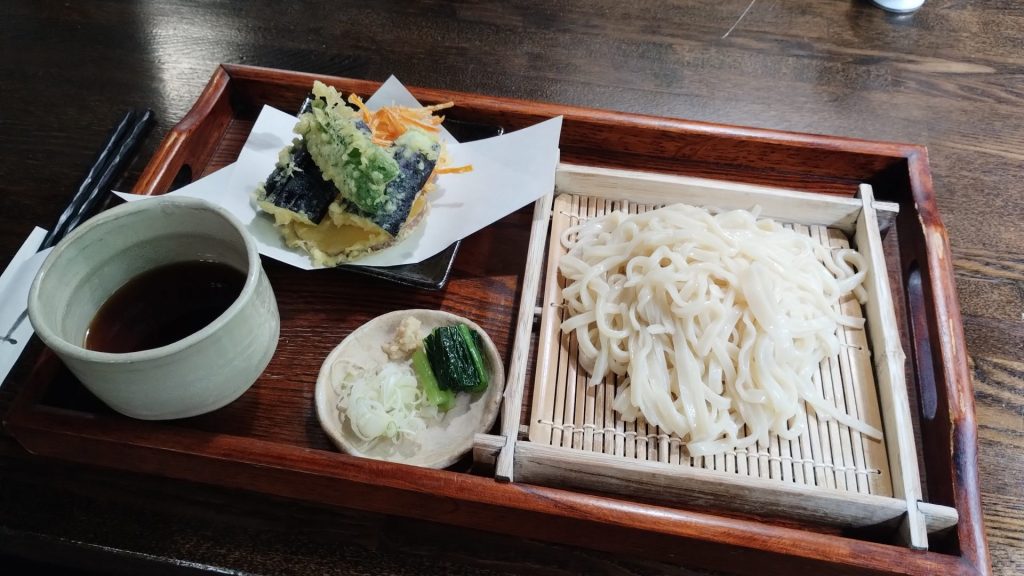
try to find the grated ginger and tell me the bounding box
[383,316,423,360]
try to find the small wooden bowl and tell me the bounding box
[314,309,505,469]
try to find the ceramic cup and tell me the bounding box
[28,196,280,420]
[871,0,925,13]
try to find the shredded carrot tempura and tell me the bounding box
[344,93,472,175]
[347,93,454,147]
[435,164,474,174]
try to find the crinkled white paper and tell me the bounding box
[0,227,51,387]
[117,76,562,268]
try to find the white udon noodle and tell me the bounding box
[558,203,883,458]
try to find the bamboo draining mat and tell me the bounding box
[529,193,893,498]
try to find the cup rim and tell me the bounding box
[28,195,262,364]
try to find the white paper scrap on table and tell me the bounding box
[0,227,52,387]
[116,75,563,269]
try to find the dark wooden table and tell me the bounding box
[1,1,1021,574]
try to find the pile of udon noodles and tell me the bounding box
[558,202,882,458]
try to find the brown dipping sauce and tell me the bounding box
[84,261,246,354]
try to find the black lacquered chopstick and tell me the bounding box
[1,109,154,345]
[40,109,155,249]
[41,110,134,249]
[57,109,155,242]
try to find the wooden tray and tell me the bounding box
[4,64,988,576]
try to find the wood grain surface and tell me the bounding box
[0,1,1021,575]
